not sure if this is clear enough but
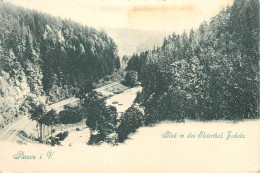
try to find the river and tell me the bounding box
[106,86,142,115]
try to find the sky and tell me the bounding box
[5,0,233,33]
[4,0,234,56]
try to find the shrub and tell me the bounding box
[117,106,144,143]
[87,133,106,145]
[55,131,69,141]
[58,106,83,124]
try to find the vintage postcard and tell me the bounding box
[0,0,259,172]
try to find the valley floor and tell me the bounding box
[0,81,259,173]
[0,82,141,146]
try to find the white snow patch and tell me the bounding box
[106,86,142,114]
[60,128,90,147]
[0,120,259,173]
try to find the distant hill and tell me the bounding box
[104,27,171,57]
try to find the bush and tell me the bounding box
[55,131,69,141]
[87,133,106,145]
[117,106,144,143]
[47,131,69,146]
[58,106,83,124]
[18,130,28,137]
[48,136,60,146]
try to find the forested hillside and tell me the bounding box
[127,0,259,123]
[0,3,120,127]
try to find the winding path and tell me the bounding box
[0,82,122,143]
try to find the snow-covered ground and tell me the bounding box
[0,82,140,146]
[0,116,37,143]
[1,83,259,173]
[60,128,90,147]
[106,86,142,114]
[0,120,259,173]
[60,86,142,146]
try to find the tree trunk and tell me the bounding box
[39,123,43,141]
[51,125,53,137]
[36,122,40,139]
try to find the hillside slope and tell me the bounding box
[0,3,120,128]
[126,0,259,122]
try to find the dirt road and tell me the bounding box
[0,82,123,143]
[48,82,120,111]
[0,116,34,143]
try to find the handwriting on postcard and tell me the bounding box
[13,151,55,160]
[161,131,246,140]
